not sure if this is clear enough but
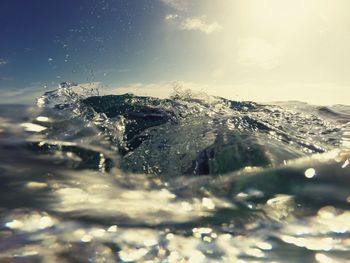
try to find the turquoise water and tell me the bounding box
[0,84,350,262]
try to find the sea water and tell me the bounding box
[0,84,350,262]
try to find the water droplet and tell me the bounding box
[81,234,93,242]
[304,168,316,178]
[202,198,215,210]
[5,220,24,229]
[20,123,47,132]
[107,225,118,232]
[36,116,50,122]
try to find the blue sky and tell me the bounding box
[0,0,221,92]
[1,0,350,104]
[0,0,166,88]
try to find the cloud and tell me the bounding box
[0,58,8,66]
[237,38,284,70]
[160,0,189,11]
[181,17,223,34]
[162,1,222,34]
[165,14,179,21]
[166,15,223,35]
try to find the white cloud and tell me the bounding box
[165,14,179,21]
[166,15,223,35]
[160,0,189,11]
[237,38,284,70]
[162,1,222,35]
[0,58,8,66]
[181,17,223,34]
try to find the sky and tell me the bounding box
[1,0,350,105]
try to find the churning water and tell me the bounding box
[1,83,350,262]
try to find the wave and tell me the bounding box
[36,83,346,176]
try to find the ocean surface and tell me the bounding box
[1,83,350,262]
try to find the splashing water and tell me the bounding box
[0,83,350,262]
